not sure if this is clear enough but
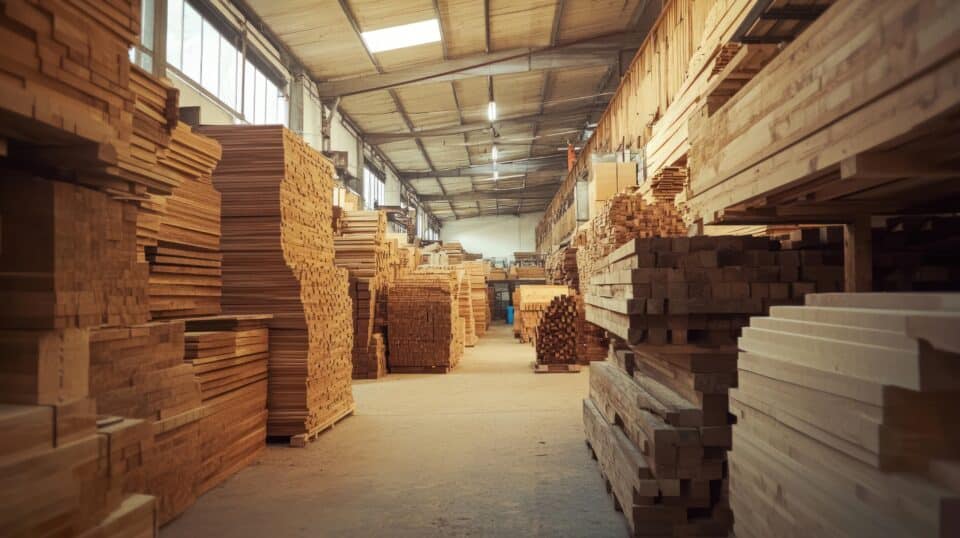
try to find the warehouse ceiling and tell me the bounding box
[241,0,663,219]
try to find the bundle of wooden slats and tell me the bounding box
[535,295,578,364]
[642,166,688,203]
[731,293,960,537]
[510,265,547,280]
[198,125,354,444]
[488,267,508,281]
[387,270,464,373]
[574,191,686,289]
[89,320,203,525]
[464,261,489,337]
[181,315,270,495]
[455,267,478,347]
[441,241,465,265]
[545,246,580,290]
[582,235,844,536]
[334,210,389,378]
[514,285,570,344]
[575,296,608,363]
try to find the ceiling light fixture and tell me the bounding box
[361,19,441,53]
[487,101,497,121]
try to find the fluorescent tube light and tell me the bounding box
[361,19,441,53]
[487,101,497,121]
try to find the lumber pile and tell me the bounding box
[455,267,478,347]
[535,295,578,364]
[582,235,844,536]
[575,297,608,363]
[546,246,580,291]
[387,269,464,373]
[420,243,448,265]
[89,321,203,524]
[510,265,546,280]
[574,192,686,289]
[464,261,490,337]
[731,293,960,537]
[514,285,570,344]
[334,210,390,379]
[872,217,960,292]
[198,125,354,442]
[181,315,270,495]
[488,267,508,281]
[441,241,465,265]
[514,251,543,265]
[641,166,688,204]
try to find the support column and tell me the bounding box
[288,73,305,137]
[843,215,873,292]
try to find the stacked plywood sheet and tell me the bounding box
[583,235,844,536]
[574,192,686,288]
[464,261,489,337]
[198,125,354,444]
[181,315,270,495]
[514,285,571,344]
[546,246,580,291]
[387,269,464,373]
[334,210,390,379]
[89,321,203,524]
[731,293,960,537]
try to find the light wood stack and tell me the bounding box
[334,210,390,379]
[387,269,464,373]
[198,125,354,443]
[731,293,960,537]
[513,285,570,344]
[464,261,490,337]
[582,235,844,536]
[510,265,546,280]
[455,267,478,347]
[442,241,465,265]
[181,315,270,495]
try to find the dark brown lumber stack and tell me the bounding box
[198,125,354,443]
[514,285,570,344]
[181,315,270,495]
[387,269,464,373]
[582,235,844,536]
[535,295,578,364]
[731,293,960,537]
[546,246,580,291]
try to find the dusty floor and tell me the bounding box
[163,323,626,537]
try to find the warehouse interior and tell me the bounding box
[1,0,959,537]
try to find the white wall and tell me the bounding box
[440,213,544,260]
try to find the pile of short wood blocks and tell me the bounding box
[535,295,579,364]
[575,192,687,288]
[513,285,570,344]
[731,292,959,537]
[546,246,580,290]
[334,211,390,379]
[198,125,354,444]
[387,268,465,373]
[643,167,688,203]
[582,235,843,536]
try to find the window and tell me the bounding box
[129,0,155,70]
[164,0,287,126]
[363,166,385,209]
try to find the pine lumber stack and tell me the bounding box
[89,321,203,525]
[731,293,960,537]
[574,192,686,288]
[488,267,508,281]
[535,295,578,364]
[464,261,489,337]
[387,269,464,373]
[582,235,844,536]
[442,241,465,265]
[198,125,354,442]
[641,166,688,204]
[510,265,546,280]
[546,246,580,290]
[181,315,270,495]
[514,285,571,344]
[456,267,478,347]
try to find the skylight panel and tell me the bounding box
[361,19,442,53]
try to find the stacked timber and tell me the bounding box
[181,315,270,495]
[387,269,464,373]
[574,192,686,288]
[872,216,960,292]
[420,243,449,265]
[641,166,688,203]
[488,267,508,281]
[510,265,547,280]
[464,261,490,337]
[89,321,203,524]
[455,267,478,347]
[198,125,354,443]
[535,295,579,365]
[514,252,543,265]
[514,285,570,344]
[334,210,390,379]
[731,293,960,537]
[575,296,608,363]
[582,235,844,536]
[442,241,465,265]
[546,246,580,290]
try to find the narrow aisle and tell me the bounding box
[163,323,625,537]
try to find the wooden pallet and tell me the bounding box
[532,362,582,374]
[285,404,355,448]
[389,365,454,375]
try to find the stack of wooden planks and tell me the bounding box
[441,242,465,265]
[89,321,203,525]
[535,295,579,365]
[731,293,960,537]
[181,315,270,495]
[387,269,464,373]
[513,285,571,344]
[546,246,580,291]
[464,261,490,337]
[642,166,688,203]
[574,192,686,289]
[510,265,547,280]
[334,210,390,379]
[575,296,609,364]
[198,125,354,444]
[455,267,478,347]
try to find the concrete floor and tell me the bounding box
[163,323,626,537]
